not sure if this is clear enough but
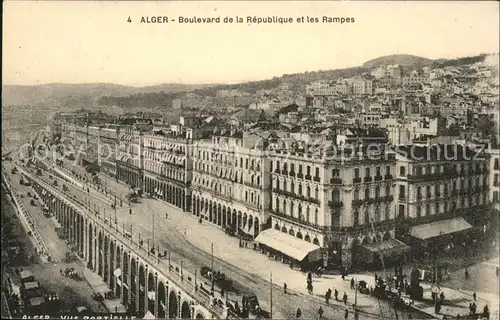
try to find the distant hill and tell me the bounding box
[2,82,215,107]
[3,53,489,108]
[362,54,435,69]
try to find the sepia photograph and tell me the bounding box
[2,1,499,319]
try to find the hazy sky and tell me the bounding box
[3,1,499,86]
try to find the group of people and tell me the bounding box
[324,287,349,305]
[294,306,359,320]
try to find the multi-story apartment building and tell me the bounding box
[98,126,118,177]
[486,147,500,211]
[142,131,192,212]
[116,127,143,189]
[351,78,373,95]
[191,131,270,238]
[265,139,399,269]
[61,124,76,144]
[86,126,100,165]
[393,144,491,257]
[74,124,88,165]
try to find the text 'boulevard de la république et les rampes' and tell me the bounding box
[138,15,355,24]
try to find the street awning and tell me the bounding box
[410,217,472,240]
[255,229,321,261]
[113,268,122,277]
[361,239,410,256]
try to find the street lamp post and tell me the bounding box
[211,243,214,293]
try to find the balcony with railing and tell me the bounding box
[273,188,320,205]
[270,209,324,231]
[305,174,312,181]
[297,173,304,179]
[353,177,362,184]
[243,181,261,189]
[289,171,296,177]
[330,178,343,185]
[364,177,373,183]
[407,170,456,181]
[385,174,393,180]
[328,200,344,209]
[313,176,321,183]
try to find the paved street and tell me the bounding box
[1,183,110,315]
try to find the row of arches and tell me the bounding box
[116,165,142,189]
[192,194,260,238]
[273,223,320,246]
[144,175,187,211]
[32,176,207,319]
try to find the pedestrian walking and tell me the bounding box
[483,304,490,318]
[354,309,359,320]
[318,306,324,319]
[334,289,339,301]
[344,308,349,320]
[473,292,476,301]
[284,283,287,294]
[496,266,499,277]
[343,292,348,305]
[341,272,345,281]
[296,307,302,319]
[165,212,168,219]
[351,277,355,289]
[465,268,469,279]
[325,288,331,304]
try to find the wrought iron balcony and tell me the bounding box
[330,178,342,185]
[328,200,344,208]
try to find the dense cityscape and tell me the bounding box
[2,52,499,320]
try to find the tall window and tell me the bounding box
[314,209,318,224]
[354,168,360,178]
[399,185,406,198]
[400,166,406,176]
